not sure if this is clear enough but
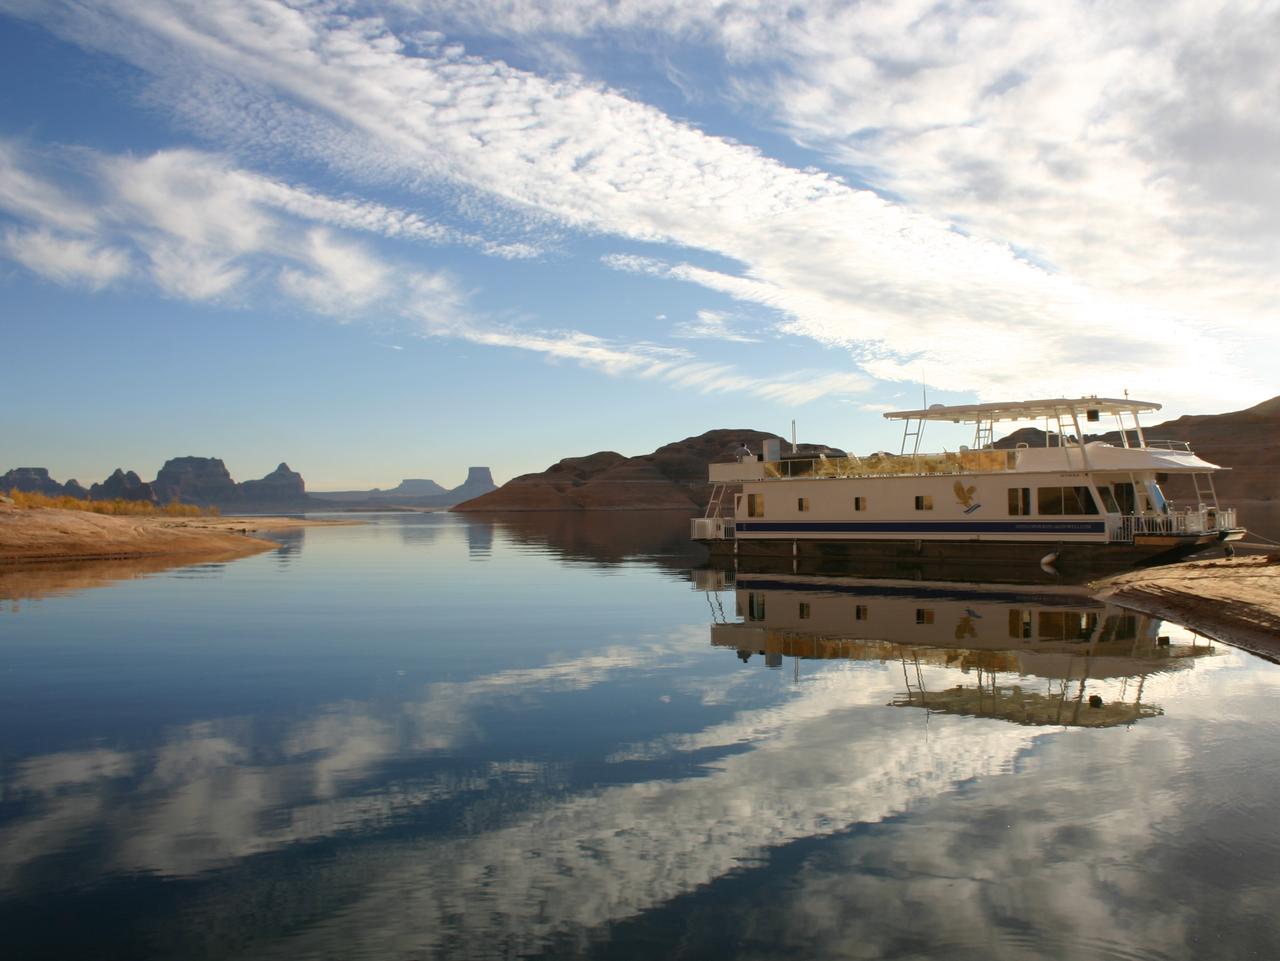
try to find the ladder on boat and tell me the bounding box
[1192,471,1217,511]
[705,482,728,519]
[900,653,927,706]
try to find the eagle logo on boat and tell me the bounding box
[953,480,981,514]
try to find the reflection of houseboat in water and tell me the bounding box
[693,397,1244,575]
[703,572,1215,727]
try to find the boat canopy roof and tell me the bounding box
[883,396,1161,424]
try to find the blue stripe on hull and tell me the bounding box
[735,520,1106,536]
[733,578,1102,607]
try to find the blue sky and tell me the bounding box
[1,1,1277,490]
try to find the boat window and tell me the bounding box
[1113,482,1137,514]
[914,495,933,511]
[747,493,765,517]
[1038,611,1100,641]
[1037,487,1064,515]
[797,497,810,512]
[1099,613,1138,642]
[1008,487,1031,515]
[798,602,811,620]
[1008,610,1033,639]
[1066,486,1100,515]
[916,608,934,625]
[748,593,766,621]
[855,605,868,621]
[854,496,867,512]
[1098,485,1121,513]
[1038,487,1100,515]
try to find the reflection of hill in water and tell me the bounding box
[0,554,237,605]
[709,573,1215,728]
[471,510,706,571]
[0,527,310,604]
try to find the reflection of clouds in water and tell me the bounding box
[650,727,1271,961]
[258,670,1039,960]
[15,747,135,791]
[4,632,1271,958]
[0,632,701,886]
[404,636,701,751]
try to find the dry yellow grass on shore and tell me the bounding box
[5,489,218,517]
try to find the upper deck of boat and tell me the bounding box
[708,395,1221,483]
[882,396,1161,424]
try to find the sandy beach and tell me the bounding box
[1094,553,1280,660]
[0,504,355,565]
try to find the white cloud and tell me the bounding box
[5,0,1276,414]
[385,0,1277,407]
[2,226,131,289]
[278,228,392,314]
[0,138,876,407]
[144,241,247,300]
[671,308,761,343]
[0,139,100,233]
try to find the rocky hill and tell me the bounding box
[1,468,73,496]
[240,463,308,502]
[2,459,316,509]
[3,458,497,511]
[454,430,841,512]
[89,469,155,502]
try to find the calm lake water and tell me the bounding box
[2,512,1279,961]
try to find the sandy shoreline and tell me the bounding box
[1093,554,1280,660]
[0,504,357,565]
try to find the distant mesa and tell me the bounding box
[152,456,240,505]
[453,430,841,512]
[309,467,496,508]
[3,457,497,511]
[451,466,497,500]
[389,479,447,497]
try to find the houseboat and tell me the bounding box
[691,396,1244,572]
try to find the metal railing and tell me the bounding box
[691,516,735,540]
[1107,507,1237,542]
